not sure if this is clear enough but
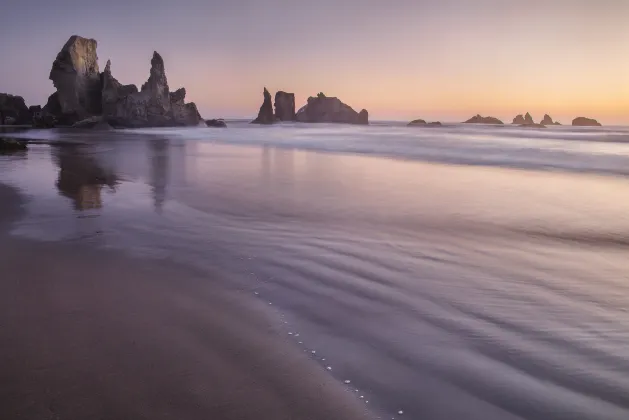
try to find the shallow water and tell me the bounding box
[2,124,629,419]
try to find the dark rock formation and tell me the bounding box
[274,91,296,121]
[408,119,442,127]
[252,88,275,124]
[104,53,202,128]
[0,93,31,125]
[512,114,525,124]
[572,117,602,127]
[524,112,534,124]
[48,35,102,124]
[169,88,203,126]
[464,115,504,124]
[295,93,368,125]
[101,59,139,122]
[358,109,369,125]
[0,137,27,151]
[206,119,227,128]
[71,116,113,130]
[541,114,561,125]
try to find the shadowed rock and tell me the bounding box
[0,137,28,151]
[47,35,102,123]
[541,114,561,125]
[464,114,503,124]
[572,117,602,127]
[0,93,31,125]
[295,93,368,125]
[104,53,201,128]
[274,91,296,121]
[252,88,275,124]
[206,119,227,128]
[512,114,525,124]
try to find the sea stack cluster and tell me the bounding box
[1,35,203,129]
[251,90,369,125]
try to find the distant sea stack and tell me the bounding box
[408,119,442,127]
[295,93,368,125]
[274,91,296,121]
[512,113,534,125]
[512,114,525,124]
[464,115,503,125]
[572,117,602,127]
[251,88,275,124]
[541,114,561,125]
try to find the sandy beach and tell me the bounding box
[0,183,373,420]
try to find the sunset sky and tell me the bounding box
[1,0,627,124]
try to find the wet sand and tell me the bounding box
[0,184,373,420]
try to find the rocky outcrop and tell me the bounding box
[524,112,534,124]
[464,115,504,124]
[0,137,27,151]
[104,53,202,128]
[71,116,113,130]
[408,119,442,127]
[541,114,560,125]
[47,35,102,124]
[274,91,296,121]
[572,117,602,127]
[512,114,525,124]
[101,59,138,121]
[252,88,275,124]
[0,93,31,125]
[295,93,368,125]
[206,119,227,127]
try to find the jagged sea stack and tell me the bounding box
[252,88,275,124]
[274,91,296,121]
[47,35,102,123]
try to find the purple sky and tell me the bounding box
[1,0,627,123]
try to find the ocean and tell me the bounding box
[2,121,629,419]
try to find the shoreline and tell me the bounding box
[0,183,374,420]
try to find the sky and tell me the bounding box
[1,0,627,124]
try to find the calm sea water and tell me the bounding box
[2,122,629,419]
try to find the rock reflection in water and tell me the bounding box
[53,146,118,211]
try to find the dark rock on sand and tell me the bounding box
[572,117,602,127]
[274,91,296,121]
[48,35,102,124]
[252,88,275,124]
[0,93,31,125]
[71,116,114,130]
[512,114,525,124]
[295,93,368,125]
[104,53,202,128]
[206,119,227,128]
[464,114,504,124]
[0,137,28,151]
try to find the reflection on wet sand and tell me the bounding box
[148,138,169,213]
[53,146,118,211]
